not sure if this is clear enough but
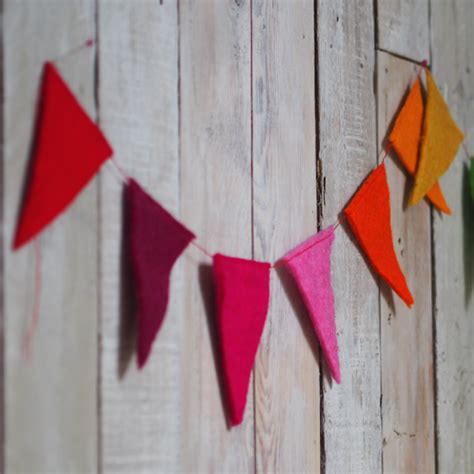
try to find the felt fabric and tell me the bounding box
[213,254,270,426]
[13,62,113,249]
[282,226,340,383]
[389,78,451,214]
[127,179,195,369]
[410,70,464,206]
[344,163,414,307]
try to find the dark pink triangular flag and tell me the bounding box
[282,226,340,383]
[127,179,195,368]
[213,254,271,426]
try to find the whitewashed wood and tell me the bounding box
[317,1,381,472]
[377,0,429,62]
[179,1,254,471]
[3,1,98,472]
[431,1,474,472]
[251,1,320,472]
[98,1,181,472]
[377,53,435,473]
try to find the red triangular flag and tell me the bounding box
[13,62,113,249]
[213,254,270,426]
[127,179,195,369]
[282,226,340,383]
[344,163,414,307]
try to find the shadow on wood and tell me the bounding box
[117,186,137,379]
[198,263,229,428]
[274,263,325,382]
[462,164,474,308]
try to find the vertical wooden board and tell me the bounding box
[317,1,381,472]
[3,1,98,472]
[377,0,429,61]
[377,53,435,473]
[179,1,254,471]
[252,1,320,472]
[98,1,181,472]
[431,2,474,472]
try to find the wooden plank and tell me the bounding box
[97,1,181,472]
[251,1,320,472]
[317,1,381,472]
[377,0,429,62]
[179,1,254,471]
[3,1,98,472]
[377,53,435,473]
[431,1,474,472]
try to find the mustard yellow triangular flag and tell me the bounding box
[410,70,464,206]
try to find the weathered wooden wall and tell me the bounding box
[1,0,472,472]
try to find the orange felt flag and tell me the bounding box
[344,163,414,307]
[389,78,451,214]
[410,70,464,206]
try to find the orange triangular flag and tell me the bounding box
[410,70,464,206]
[344,163,414,307]
[389,78,451,214]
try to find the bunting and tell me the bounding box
[344,163,414,307]
[213,254,270,426]
[410,70,464,206]
[127,179,195,369]
[388,78,451,214]
[14,62,113,249]
[282,226,340,383]
[12,57,469,407]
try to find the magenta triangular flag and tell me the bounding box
[213,254,271,426]
[282,226,340,383]
[127,179,195,369]
[14,62,112,249]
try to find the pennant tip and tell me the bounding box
[229,414,244,428]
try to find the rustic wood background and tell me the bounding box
[2,0,473,472]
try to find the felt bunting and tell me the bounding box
[388,78,451,214]
[410,70,464,206]
[344,163,414,307]
[213,254,270,426]
[13,62,113,249]
[282,226,340,383]
[127,179,195,369]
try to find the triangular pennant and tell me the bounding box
[389,78,451,214]
[213,254,270,426]
[127,179,195,369]
[344,163,414,307]
[282,226,340,383]
[13,62,113,249]
[410,70,464,206]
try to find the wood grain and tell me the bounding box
[97,1,181,471]
[252,1,320,472]
[377,53,435,473]
[317,0,381,472]
[431,1,474,472]
[179,1,254,471]
[377,0,429,62]
[3,1,98,472]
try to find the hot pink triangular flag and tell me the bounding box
[213,254,271,426]
[127,179,195,368]
[282,226,340,383]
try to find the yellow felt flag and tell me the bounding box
[410,70,464,206]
